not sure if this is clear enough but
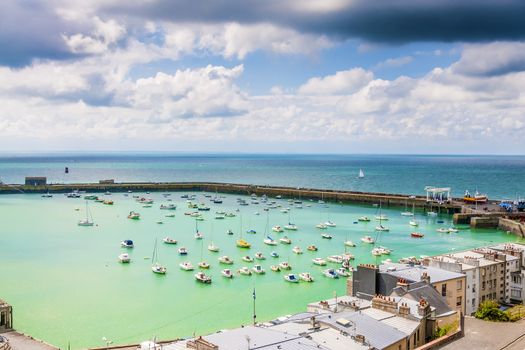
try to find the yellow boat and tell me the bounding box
[236,239,251,248]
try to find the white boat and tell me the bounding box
[160,204,177,210]
[321,233,332,239]
[316,223,328,229]
[218,256,234,264]
[280,236,292,244]
[163,237,177,245]
[271,265,280,272]
[78,201,94,226]
[255,252,266,260]
[118,253,131,263]
[178,247,188,255]
[401,211,413,216]
[312,258,327,266]
[358,216,371,222]
[242,256,254,263]
[151,239,166,274]
[299,272,314,282]
[372,247,391,256]
[344,240,356,247]
[284,223,298,230]
[436,228,449,233]
[252,265,265,274]
[279,261,292,270]
[272,225,284,232]
[263,237,278,246]
[179,261,194,271]
[327,255,343,264]
[375,215,388,221]
[284,274,299,283]
[238,267,252,275]
[375,225,390,232]
[409,220,419,227]
[336,268,350,277]
[198,261,210,269]
[270,251,279,258]
[194,271,212,284]
[221,269,234,278]
[358,169,365,179]
[361,236,375,244]
[127,211,140,220]
[324,221,336,227]
[323,269,339,279]
[121,240,134,248]
[292,246,303,254]
[207,243,219,252]
[195,232,204,239]
[448,227,459,233]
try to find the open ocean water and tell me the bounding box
[0,154,524,349]
[1,153,525,199]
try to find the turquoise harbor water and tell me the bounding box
[1,154,525,199]
[0,191,523,349]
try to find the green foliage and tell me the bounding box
[436,321,458,338]
[475,300,509,322]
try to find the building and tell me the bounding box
[489,243,525,303]
[24,177,47,186]
[350,263,466,315]
[0,299,12,333]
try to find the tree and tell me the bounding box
[475,300,509,322]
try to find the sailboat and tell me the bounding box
[358,169,365,179]
[236,215,251,248]
[375,201,389,231]
[207,223,219,252]
[409,203,419,227]
[78,201,94,226]
[400,199,413,216]
[151,238,167,275]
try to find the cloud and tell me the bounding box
[374,56,413,70]
[298,68,374,95]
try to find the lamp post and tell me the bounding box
[102,337,113,350]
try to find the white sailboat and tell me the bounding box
[409,203,419,226]
[358,169,365,179]
[78,201,94,226]
[151,238,167,275]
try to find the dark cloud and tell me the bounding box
[105,0,525,43]
[0,1,81,67]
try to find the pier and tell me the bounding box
[0,181,464,213]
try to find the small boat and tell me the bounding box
[218,256,234,264]
[284,274,299,283]
[279,261,292,270]
[226,229,234,235]
[284,223,298,230]
[127,211,140,220]
[321,233,332,239]
[409,220,419,227]
[316,223,328,229]
[270,251,279,258]
[194,271,212,284]
[255,252,266,260]
[163,237,178,245]
[323,269,339,279]
[327,255,343,264]
[411,232,424,238]
[252,265,265,274]
[195,232,204,240]
[375,225,390,232]
[344,240,356,247]
[118,253,131,263]
[375,215,389,221]
[208,243,220,252]
[78,201,94,226]
[279,236,292,244]
[221,269,234,278]
[361,236,375,244]
[246,229,257,234]
[121,240,134,248]
[299,272,314,282]
[263,237,278,246]
[236,239,251,248]
[160,204,177,210]
[103,200,114,205]
[401,211,414,216]
[238,267,252,275]
[307,245,318,251]
[436,228,449,233]
[312,257,327,266]
[292,246,303,254]
[165,214,175,218]
[83,195,97,200]
[463,190,488,203]
[179,261,194,271]
[225,213,236,217]
[178,247,188,255]
[152,263,167,275]
[242,256,254,263]
[215,215,225,220]
[271,265,280,272]
[324,221,336,227]
[342,253,355,261]
[448,227,459,233]
[271,221,282,227]
[358,216,371,222]
[336,268,350,277]
[275,195,282,199]
[156,220,164,224]
[371,247,383,256]
[358,169,365,179]
[198,261,210,269]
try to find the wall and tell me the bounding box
[499,218,525,238]
[432,276,466,315]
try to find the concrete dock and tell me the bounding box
[1,331,58,350]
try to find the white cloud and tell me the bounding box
[374,56,413,70]
[298,68,374,95]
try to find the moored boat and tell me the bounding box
[284,274,299,283]
[121,239,134,248]
[312,257,327,266]
[279,236,292,244]
[323,268,339,279]
[218,256,234,264]
[411,232,424,238]
[299,272,314,282]
[221,269,234,278]
[118,253,131,263]
[163,237,177,244]
[179,261,194,271]
[194,271,212,284]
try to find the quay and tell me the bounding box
[0,181,465,213]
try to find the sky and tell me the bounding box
[0,0,524,154]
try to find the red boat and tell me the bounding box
[411,232,424,238]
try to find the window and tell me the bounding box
[472,284,476,293]
[482,281,486,290]
[481,268,486,277]
[472,298,475,306]
[441,284,447,297]
[456,296,462,307]
[457,280,463,290]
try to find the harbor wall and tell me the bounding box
[499,218,525,238]
[0,182,463,213]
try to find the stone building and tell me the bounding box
[24,177,47,186]
[0,300,12,333]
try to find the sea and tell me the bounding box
[0,154,524,349]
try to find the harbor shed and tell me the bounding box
[24,177,47,186]
[0,299,12,333]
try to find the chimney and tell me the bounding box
[372,294,398,314]
[420,272,431,284]
[396,278,409,292]
[398,302,411,318]
[417,299,430,317]
[310,316,321,330]
[186,336,219,350]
